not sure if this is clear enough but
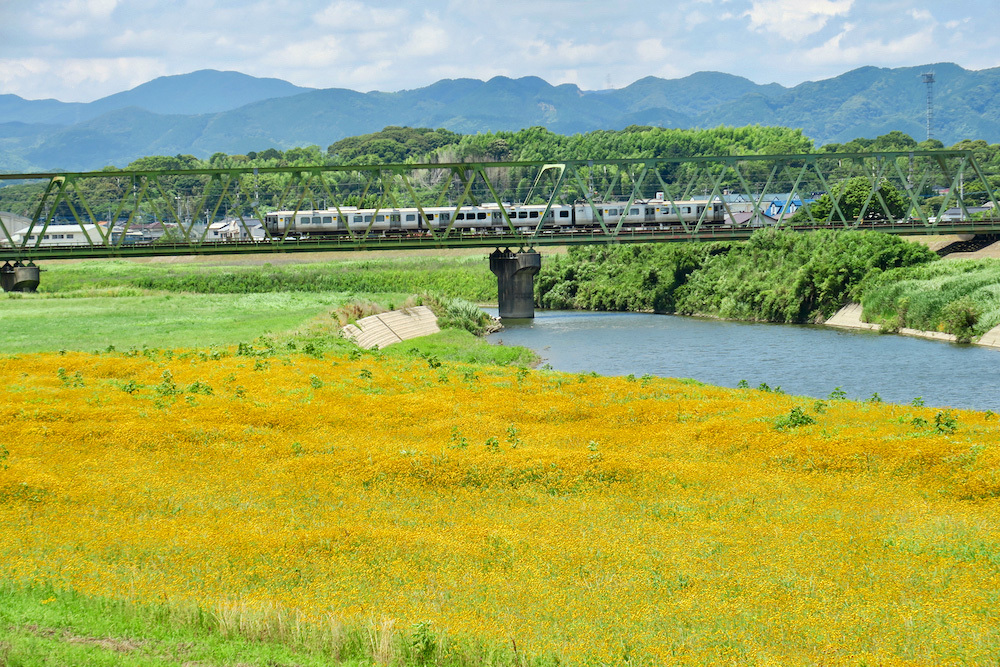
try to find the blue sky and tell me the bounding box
[2,0,998,102]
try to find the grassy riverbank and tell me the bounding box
[2,347,998,665]
[860,258,1000,342]
[3,252,536,366]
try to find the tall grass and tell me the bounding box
[860,259,1000,340]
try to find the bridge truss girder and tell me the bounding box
[1,150,997,261]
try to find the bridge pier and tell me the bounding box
[1,261,40,293]
[490,248,541,319]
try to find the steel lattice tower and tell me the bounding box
[922,72,935,141]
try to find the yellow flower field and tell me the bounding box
[1,347,999,665]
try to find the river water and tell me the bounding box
[485,310,1000,412]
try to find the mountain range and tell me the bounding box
[2,63,999,173]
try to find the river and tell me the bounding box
[485,310,1000,412]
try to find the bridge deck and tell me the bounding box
[4,220,1000,262]
[2,150,997,261]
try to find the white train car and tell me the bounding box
[262,197,725,238]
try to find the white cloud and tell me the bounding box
[744,0,854,40]
[636,39,671,63]
[799,24,936,73]
[271,39,345,69]
[313,1,407,30]
[0,56,165,101]
[685,10,711,27]
[401,23,451,58]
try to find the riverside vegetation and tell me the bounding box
[537,228,1000,343]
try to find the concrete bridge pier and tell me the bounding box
[1,261,40,293]
[490,248,541,319]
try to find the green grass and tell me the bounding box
[3,255,537,366]
[1,581,558,667]
[37,255,496,301]
[0,583,378,666]
[381,328,538,367]
[2,290,536,365]
[1,291,395,354]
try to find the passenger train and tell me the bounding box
[262,196,726,237]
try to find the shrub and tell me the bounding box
[941,296,980,343]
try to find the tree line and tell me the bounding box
[1,125,998,220]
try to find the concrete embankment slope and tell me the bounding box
[341,306,440,349]
[826,303,1000,349]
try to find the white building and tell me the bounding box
[5,222,105,246]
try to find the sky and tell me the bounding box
[1,0,998,103]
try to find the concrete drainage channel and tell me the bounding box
[341,306,441,350]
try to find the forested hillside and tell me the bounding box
[4,63,1000,171]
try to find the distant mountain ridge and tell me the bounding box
[1,64,998,172]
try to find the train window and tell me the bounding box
[427,214,434,220]
[364,215,372,223]
[376,215,384,222]
[684,207,691,214]
[518,211,528,219]
[441,213,450,221]
[405,214,415,222]
[478,212,487,220]
[390,215,400,222]
[559,210,569,217]
[456,213,465,220]
[630,208,639,216]
[312,216,322,223]
[323,216,332,223]
[353,215,362,223]
[529,211,538,218]
[646,208,654,215]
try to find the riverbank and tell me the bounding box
[825,302,1000,349]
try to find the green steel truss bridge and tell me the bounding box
[2,150,998,264]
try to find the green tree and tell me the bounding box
[797,176,909,223]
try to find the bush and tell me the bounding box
[941,296,980,343]
[418,294,496,336]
